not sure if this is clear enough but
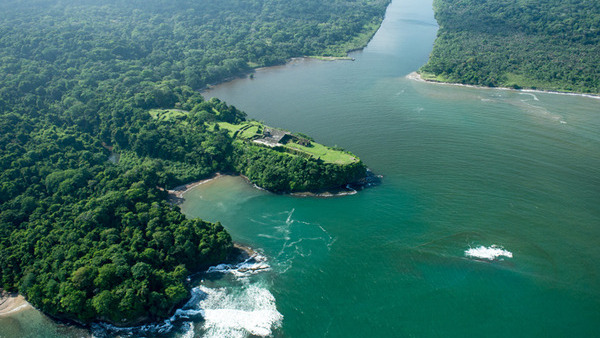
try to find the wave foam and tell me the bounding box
[196,285,283,337]
[92,250,278,337]
[207,252,270,277]
[465,245,512,260]
[181,322,195,338]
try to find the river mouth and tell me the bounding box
[5,0,600,336]
[191,0,600,335]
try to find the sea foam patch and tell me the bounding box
[196,285,283,338]
[92,250,279,338]
[207,252,270,277]
[465,245,513,261]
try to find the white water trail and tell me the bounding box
[286,208,295,224]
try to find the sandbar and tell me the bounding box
[406,72,600,100]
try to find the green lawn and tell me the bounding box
[216,121,262,139]
[285,142,356,165]
[148,109,189,122]
[148,118,358,165]
[215,121,240,136]
[211,121,359,165]
[419,71,451,83]
[240,125,260,139]
[221,122,358,165]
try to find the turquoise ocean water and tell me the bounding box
[2,0,599,336]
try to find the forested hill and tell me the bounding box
[0,0,385,327]
[420,0,600,94]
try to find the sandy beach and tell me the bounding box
[406,72,600,100]
[166,173,224,204]
[0,291,32,316]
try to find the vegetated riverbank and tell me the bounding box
[407,72,600,100]
[420,0,599,94]
[0,0,392,331]
[203,13,387,90]
[203,53,359,90]
[19,91,367,329]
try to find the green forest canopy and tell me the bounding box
[420,0,600,93]
[0,0,384,326]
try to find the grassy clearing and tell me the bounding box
[240,125,261,138]
[286,142,356,165]
[217,121,358,165]
[215,121,240,136]
[150,118,358,165]
[149,109,189,122]
[216,121,262,138]
[419,71,451,82]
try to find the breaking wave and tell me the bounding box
[207,252,271,277]
[195,285,283,338]
[465,245,513,261]
[92,251,280,338]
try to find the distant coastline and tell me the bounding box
[407,72,600,100]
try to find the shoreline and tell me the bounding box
[202,17,384,92]
[203,55,359,92]
[170,171,380,201]
[290,169,381,198]
[290,189,357,198]
[166,173,223,204]
[407,72,600,100]
[0,291,32,316]
[200,16,384,91]
[93,241,266,336]
[229,243,259,263]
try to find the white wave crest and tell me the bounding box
[181,322,195,338]
[520,92,539,101]
[0,302,31,315]
[465,245,513,260]
[92,250,276,337]
[207,252,270,277]
[196,285,283,337]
